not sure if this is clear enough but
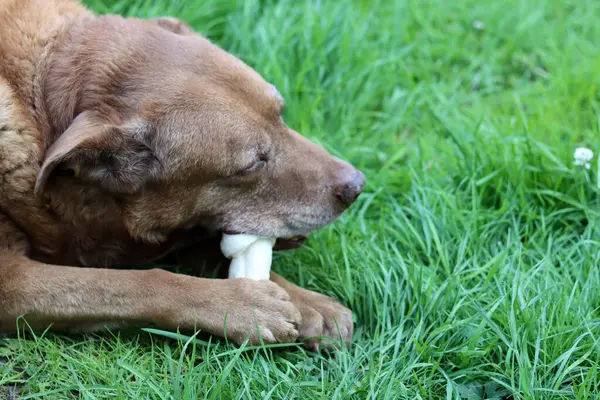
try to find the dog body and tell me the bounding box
[0,0,364,349]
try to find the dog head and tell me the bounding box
[37,16,365,245]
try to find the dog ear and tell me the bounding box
[150,17,195,36]
[35,111,161,196]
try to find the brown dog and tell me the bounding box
[0,0,365,350]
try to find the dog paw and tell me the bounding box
[158,274,301,346]
[293,291,354,352]
[220,279,302,346]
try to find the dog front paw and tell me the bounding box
[293,291,354,352]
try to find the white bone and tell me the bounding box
[220,233,260,258]
[227,256,247,279]
[221,234,276,280]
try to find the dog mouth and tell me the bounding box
[222,230,308,251]
[273,235,308,250]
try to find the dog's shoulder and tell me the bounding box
[0,78,41,199]
[0,78,37,254]
[0,77,60,253]
[0,0,91,202]
[0,0,89,256]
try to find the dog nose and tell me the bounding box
[335,168,366,207]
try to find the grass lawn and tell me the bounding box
[2,0,600,398]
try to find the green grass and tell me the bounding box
[2,0,600,398]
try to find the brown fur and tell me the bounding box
[0,0,364,350]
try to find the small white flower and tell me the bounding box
[473,20,485,30]
[574,147,594,170]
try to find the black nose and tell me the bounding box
[335,169,366,207]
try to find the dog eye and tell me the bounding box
[243,160,266,174]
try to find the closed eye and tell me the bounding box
[237,156,267,176]
[245,160,266,173]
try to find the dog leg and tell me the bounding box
[0,252,301,345]
[270,272,354,351]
